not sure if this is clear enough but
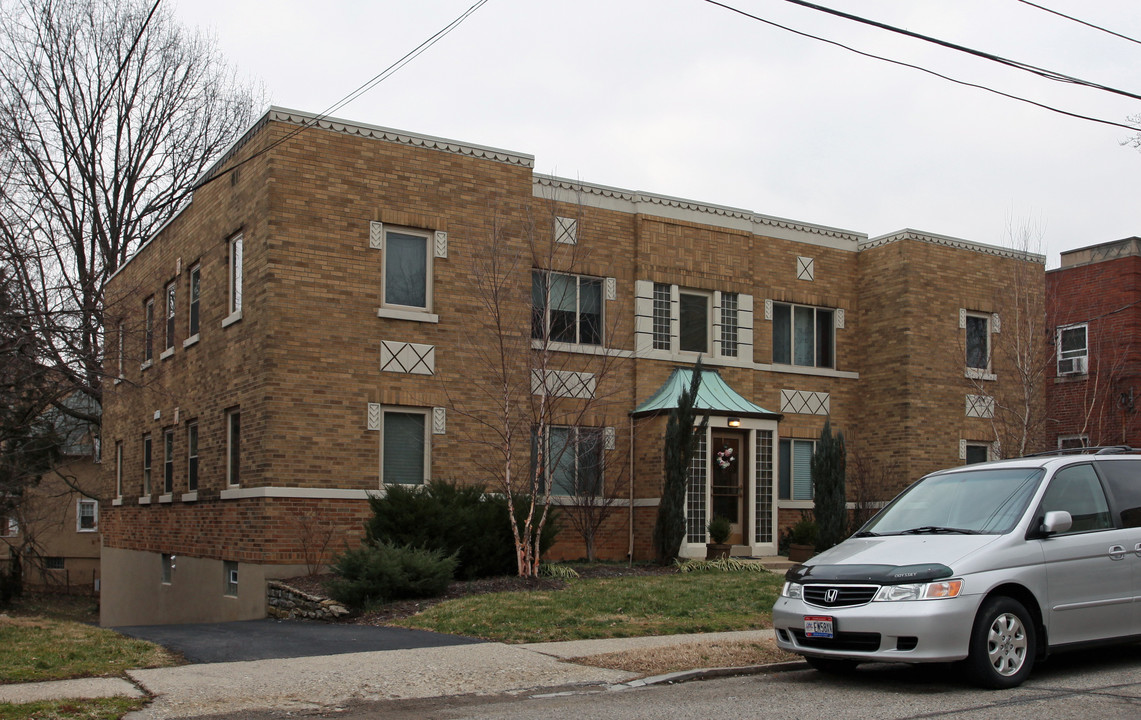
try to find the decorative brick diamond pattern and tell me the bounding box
[367,403,382,431]
[781,389,830,415]
[380,341,435,375]
[605,277,616,301]
[369,221,384,249]
[432,407,446,434]
[531,369,596,399]
[764,298,773,321]
[554,216,577,244]
[796,256,814,281]
[836,308,845,329]
[965,394,994,418]
[603,426,615,450]
[992,312,1001,333]
[434,231,448,258]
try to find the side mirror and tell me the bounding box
[1041,510,1072,536]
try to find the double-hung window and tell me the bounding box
[163,429,174,494]
[226,408,241,487]
[143,298,154,364]
[76,499,98,531]
[229,234,244,317]
[779,438,814,501]
[772,303,834,368]
[381,409,429,485]
[382,227,431,312]
[0,513,16,537]
[533,426,603,496]
[531,270,602,345]
[115,441,123,498]
[1057,324,1088,375]
[142,434,153,495]
[188,265,200,338]
[164,282,176,353]
[187,422,199,492]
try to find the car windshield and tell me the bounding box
[861,467,1045,536]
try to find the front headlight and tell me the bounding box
[781,581,803,599]
[874,579,963,602]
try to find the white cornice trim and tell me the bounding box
[534,175,866,251]
[861,229,1045,264]
[268,107,533,167]
[220,487,374,500]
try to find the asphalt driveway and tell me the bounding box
[116,618,484,664]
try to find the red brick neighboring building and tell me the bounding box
[1046,238,1141,449]
[99,108,1045,625]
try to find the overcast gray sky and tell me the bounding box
[171,0,1141,267]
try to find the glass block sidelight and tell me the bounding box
[686,433,708,543]
[755,430,774,544]
[652,283,671,350]
[721,293,738,357]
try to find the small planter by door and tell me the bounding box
[787,543,815,563]
[706,543,732,560]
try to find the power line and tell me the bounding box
[89,0,164,123]
[1015,0,1141,47]
[702,0,1139,133]
[194,0,490,191]
[775,0,1141,102]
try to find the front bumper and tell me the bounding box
[772,592,983,663]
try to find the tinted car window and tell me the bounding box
[1039,464,1112,533]
[1094,460,1141,528]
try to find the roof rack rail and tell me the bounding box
[1022,445,1139,458]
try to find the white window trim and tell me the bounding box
[163,428,175,495]
[76,499,98,532]
[143,298,155,365]
[226,407,241,488]
[142,434,153,497]
[187,421,199,494]
[228,233,244,317]
[379,225,434,316]
[379,406,431,486]
[1056,323,1088,376]
[188,263,201,338]
[164,281,176,353]
[115,322,124,383]
[1,513,17,538]
[1057,434,1089,449]
[780,437,816,502]
[115,441,123,499]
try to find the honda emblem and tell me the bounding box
[825,588,839,604]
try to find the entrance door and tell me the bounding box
[710,433,747,545]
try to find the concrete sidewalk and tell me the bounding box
[0,630,787,718]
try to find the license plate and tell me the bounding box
[804,616,834,638]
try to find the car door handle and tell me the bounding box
[1135,542,1141,558]
[1109,545,1127,560]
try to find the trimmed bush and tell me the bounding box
[364,480,558,579]
[327,541,458,609]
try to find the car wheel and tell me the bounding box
[965,596,1036,689]
[805,656,860,674]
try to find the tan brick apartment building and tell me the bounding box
[100,108,1044,626]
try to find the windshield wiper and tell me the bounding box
[851,531,879,537]
[898,526,979,535]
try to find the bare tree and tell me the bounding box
[0,0,258,430]
[444,193,630,576]
[963,224,1049,457]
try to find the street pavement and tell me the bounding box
[0,627,785,718]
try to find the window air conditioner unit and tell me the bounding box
[1058,357,1087,375]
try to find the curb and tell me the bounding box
[614,660,810,689]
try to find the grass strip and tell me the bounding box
[396,571,784,642]
[0,616,178,684]
[0,696,147,720]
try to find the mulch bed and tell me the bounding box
[283,563,676,625]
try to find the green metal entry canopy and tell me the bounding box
[631,368,782,420]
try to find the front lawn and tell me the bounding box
[0,614,179,685]
[395,569,784,642]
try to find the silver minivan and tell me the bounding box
[772,449,1141,688]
